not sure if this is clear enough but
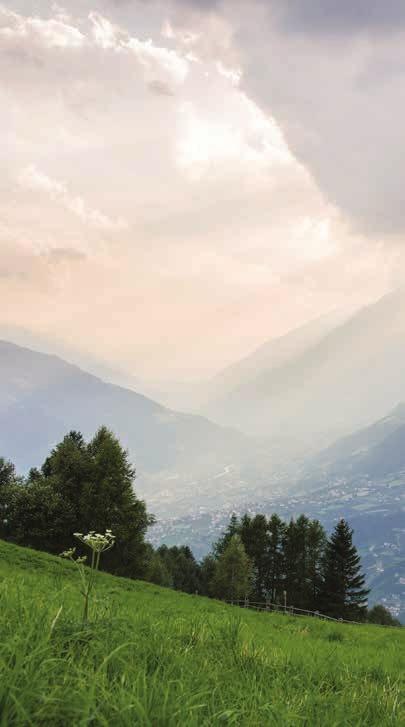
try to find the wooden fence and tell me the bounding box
[225,599,373,626]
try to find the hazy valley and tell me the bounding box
[1,289,405,621]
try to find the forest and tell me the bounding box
[0,427,399,626]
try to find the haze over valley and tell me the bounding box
[1,0,405,629]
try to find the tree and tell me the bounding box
[320,519,369,620]
[213,513,239,557]
[239,513,270,601]
[367,605,401,627]
[0,457,20,540]
[12,479,76,552]
[266,513,286,603]
[9,428,153,579]
[211,534,251,602]
[306,519,327,610]
[282,517,306,608]
[146,550,173,588]
[199,554,217,597]
[82,427,153,578]
[156,545,201,593]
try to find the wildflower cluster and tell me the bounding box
[60,529,115,622]
[74,529,115,553]
[60,547,87,564]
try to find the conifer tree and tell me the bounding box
[239,513,269,601]
[211,534,251,602]
[0,458,19,540]
[321,519,369,620]
[282,517,303,607]
[266,513,285,603]
[213,513,239,557]
[306,519,327,610]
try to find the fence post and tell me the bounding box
[283,590,287,614]
[244,596,249,609]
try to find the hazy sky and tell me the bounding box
[1,0,405,381]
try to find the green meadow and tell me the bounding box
[0,539,403,726]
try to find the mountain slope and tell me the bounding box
[205,308,352,403]
[204,288,405,446]
[310,402,405,475]
[0,340,264,483]
[1,539,403,726]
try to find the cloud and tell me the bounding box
[0,5,189,91]
[1,0,404,381]
[148,78,175,95]
[155,0,405,236]
[175,0,405,33]
[269,0,405,35]
[169,0,405,237]
[17,165,129,231]
[44,248,88,263]
[0,5,85,48]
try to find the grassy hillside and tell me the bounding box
[0,540,404,726]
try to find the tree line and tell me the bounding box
[0,428,400,626]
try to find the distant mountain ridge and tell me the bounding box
[203,288,405,448]
[311,402,405,474]
[296,401,405,493]
[0,340,267,483]
[206,308,353,401]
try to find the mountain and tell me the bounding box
[151,403,405,620]
[305,402,405,482]
[205,308,352,403]
[314,402,405,464]
[203,288,405,447]
[0,341,272,500]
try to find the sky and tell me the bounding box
[1,0,405,383]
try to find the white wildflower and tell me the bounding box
[74,530,115,553]
[60,528,115,622]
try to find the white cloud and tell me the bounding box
[0,5,85,47]
[18,165,128,231]
[0,0,403,380]
[87,11,189,86]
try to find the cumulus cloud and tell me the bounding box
[162,0,405,236]
[236,4,405,235]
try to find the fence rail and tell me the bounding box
[225,599,371,626]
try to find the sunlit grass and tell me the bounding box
[0,539,404,726]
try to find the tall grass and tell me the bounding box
[0,539,404,726]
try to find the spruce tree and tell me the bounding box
[321,519,369,620]
[213,513,239,557]
[266,513,285,603]
[306,519,327,610]
[282,518,302,608]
